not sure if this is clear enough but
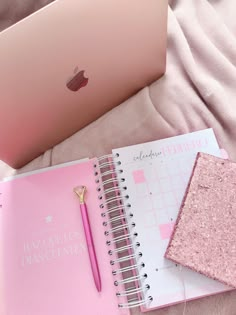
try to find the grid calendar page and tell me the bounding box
[112,129,230,310]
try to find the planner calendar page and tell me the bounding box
[113,129,230,310]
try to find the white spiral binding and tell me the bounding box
[101,203,129,217]
[118,296,153,309]
[94,154,152,309]
[113,262,145,276]
[106,232,138,246]
[116,283,150,296]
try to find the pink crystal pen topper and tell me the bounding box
[74,185,101,292]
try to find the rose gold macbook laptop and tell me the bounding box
[0,0,168,168]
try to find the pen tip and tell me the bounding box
[97,283,102,292]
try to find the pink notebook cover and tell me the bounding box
[0,159,129,315]
[165,153,236,288]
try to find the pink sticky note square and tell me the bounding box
[132,170,146,184]
[159,223,173,240]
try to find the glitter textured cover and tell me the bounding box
[165,152,236,288]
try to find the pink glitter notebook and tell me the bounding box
[0,129,231,314]
[165,153,236,289]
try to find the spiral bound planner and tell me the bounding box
[0,129,231,315]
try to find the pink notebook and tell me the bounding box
[0,129,230,314]
[165,153,236,289]
[0,159,129,315]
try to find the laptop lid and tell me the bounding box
[0,0,168,168]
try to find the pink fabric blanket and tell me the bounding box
[1,1,236,314]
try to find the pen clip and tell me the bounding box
[74,185,86,204]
